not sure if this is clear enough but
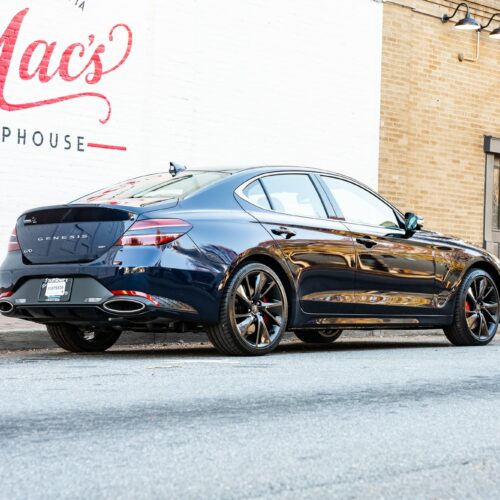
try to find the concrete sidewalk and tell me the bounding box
[0,329,210,351]
[0,316,46,333]
[0,316,445,351]
[0,316,209,350]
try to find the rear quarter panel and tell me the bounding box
[148,206,291,322]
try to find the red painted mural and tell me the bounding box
[0,8,132,124]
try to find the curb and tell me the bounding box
[0,328,444,351]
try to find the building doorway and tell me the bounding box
[484,136,500,257]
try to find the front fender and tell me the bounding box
[435,242,500,311]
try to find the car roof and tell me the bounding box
[165,165,342,175]
[152,165,362,189]
[204,165,360,183]
[182,165,405,218]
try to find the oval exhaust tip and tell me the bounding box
[103,299,146,314]
[0,300,14,314]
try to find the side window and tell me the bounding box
[322,176,399,229]
[242,180,271,209]
[261,174,327,218]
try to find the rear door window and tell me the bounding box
[260,174,327,218]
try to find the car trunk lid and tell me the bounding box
[17,205,139,264]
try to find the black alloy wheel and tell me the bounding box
[47,324,122,352]
[207,262,288,355]
[444,269,500,346]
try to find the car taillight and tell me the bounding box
[7,228,20,252]
[115,219,192,247]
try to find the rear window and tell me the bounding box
[73,171,230,205]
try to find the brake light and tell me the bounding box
[0,292,13,298]
[115,218,191,247]
[7,228,20,252]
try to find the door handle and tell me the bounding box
[356,237,377,248]
[271,227,297,239]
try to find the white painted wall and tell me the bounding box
[0,0,383,256]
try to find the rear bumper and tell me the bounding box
[0,237,228,325]
[0,276,199,327]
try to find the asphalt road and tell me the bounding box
[1,335,500,499]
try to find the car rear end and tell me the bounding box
[1,204,201,322]
[0,170,232,330]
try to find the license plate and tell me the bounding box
[39,278,73,302]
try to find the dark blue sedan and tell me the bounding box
[1,164,499,355]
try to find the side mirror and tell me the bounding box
[404,212,423,234]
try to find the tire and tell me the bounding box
[47,324,121,353]
[207,262,288,355]
[294,329,342,344]
[444,269,500,346]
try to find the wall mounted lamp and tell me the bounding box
[442,3,500,62]
[442,2,480,31]
[482,12,500,39]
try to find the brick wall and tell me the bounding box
[379,0,500,245]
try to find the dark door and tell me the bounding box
[484,150,500,256]
[320,175,436,317]
[238,173,356,315]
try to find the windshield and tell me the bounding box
[73,171,230,205]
